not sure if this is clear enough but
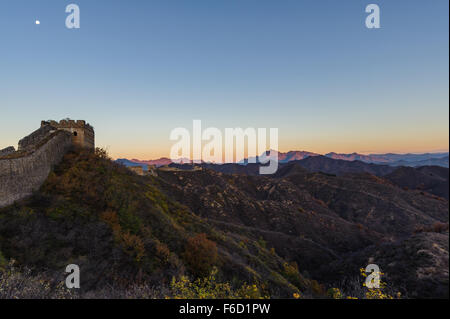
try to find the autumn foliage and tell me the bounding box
[183,233,218,278]
[101,210,146,263]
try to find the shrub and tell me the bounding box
[100,210,146,263]
[310,280,326,296]
[183,233,218,278]
[169,267,268,299]
[121,232,146,263]
[414,222,449,234]
[327,288,343,299]
[432,222,449,233]
[282,262,307,291]
[0,251,7,270]
[235,283,268,299]
[257,237,267,249]
[155,242,171,264]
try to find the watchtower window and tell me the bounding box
[73,131,78,136]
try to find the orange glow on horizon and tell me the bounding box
[107,139,449,160]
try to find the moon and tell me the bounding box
[35,20,40,25]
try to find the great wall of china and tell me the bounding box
[0,120,95,208]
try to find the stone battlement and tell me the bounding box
[18,124,55,151]
[0,119,95,207]
[0,131,73,207]
[0,146,16,157]
[42,119,94,131]
[41,119,95,150]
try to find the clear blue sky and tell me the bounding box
[0,0,448,159]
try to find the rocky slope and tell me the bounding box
[157,163,448,297]
[0,149,448,298]
[385,166,449,200]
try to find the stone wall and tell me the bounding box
[0,131,72,208]
[63,126,95,149]
[42,120,95,149]
[0,147,15,157]
[18,125,54,151]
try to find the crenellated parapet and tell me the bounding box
[0,146,16,157]
[41,119,95,150]
[0,119,95,207]
[42,119,94,131]
[18,125,55,151]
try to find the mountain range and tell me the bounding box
[118,151,449,168]
[1,148,448,298]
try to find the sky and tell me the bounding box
[0,0,448,160]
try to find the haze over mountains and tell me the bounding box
[116,151,449,201]
[324,151,449,167]
[118,151,450,202]
[117,150,449,169]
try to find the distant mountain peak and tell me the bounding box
[116,151,449,169]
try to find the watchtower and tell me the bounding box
[41,119,95,150]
